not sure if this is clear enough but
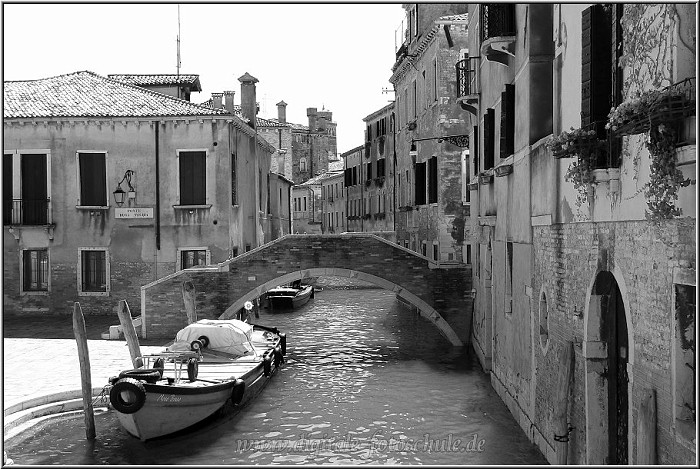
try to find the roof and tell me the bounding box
[363,102,395,122]
[4,71,227,119]
[298,170,344,186]
[197,100,291,128]
[107,74,202,92]
[340,145,366,158]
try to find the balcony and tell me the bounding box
[4,198,52,226]
[480,4,516,65]
[456,57,481,115]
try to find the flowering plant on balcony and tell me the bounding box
[547,127,599,159]
[606,80,695,136]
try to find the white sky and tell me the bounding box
[2,3,407,153]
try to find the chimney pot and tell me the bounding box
[238,72,259,127]
[224,91,235,114]
[212,92,223,109]
[276,100,288,124]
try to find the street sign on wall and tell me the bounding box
[115,207,154,219]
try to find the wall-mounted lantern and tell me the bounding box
[113,170,135,207]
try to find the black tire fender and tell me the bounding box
[190,339,204,352]
[230,378,246,406]
[263,353,272,377]
[198,335,210,348]
[279,333,287,356]
[274,345,284,366]
[110,377,146,414]
[187,357,199,382]
[119,368,161,384]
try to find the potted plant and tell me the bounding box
[547,127,599,159]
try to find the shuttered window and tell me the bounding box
[415,161,427,205]
[473,125,480,175]
[344,168,352,186]
[366,162,373,181]
[179,151,206,205]
[500,84,515,158]
[428,156,438,204]
[581,5,612,137]
[78,152,106,206]
[376,158,386,178]
[23,249,48,291]
[484,109,495,170]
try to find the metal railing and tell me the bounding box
[3,199,51,226]
[480,4,516,43]
[456,57,480,97]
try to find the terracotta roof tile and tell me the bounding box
[4,71,225,119]
[108,73,202,91]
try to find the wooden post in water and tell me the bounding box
[72,302,96,440]
[182,280,197,324]
[637,388,657,464]
[117,300,143,368]
[553,341,574,465]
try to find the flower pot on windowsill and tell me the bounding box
[494,164,513,177]
[467,182,479,191]
[479,173,493,185]
[591,168,610,184]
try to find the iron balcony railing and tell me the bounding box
[480,4,516,43]
[456,57,480,97]
[3,199,51,226]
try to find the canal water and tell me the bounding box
[6,284,547,465]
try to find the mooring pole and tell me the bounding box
[72,302,96,440]
[182,280,197,324]
[553,341,574,464]
[637,388,657,464]
[117,300,143,368]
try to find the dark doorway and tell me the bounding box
[3,153,13,225]
[20,154,48,225]
[598,272,629,464]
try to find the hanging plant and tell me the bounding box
[563,144,602,208]
[643,124,691,220]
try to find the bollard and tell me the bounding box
[72,302,96,440]
[117,300,143,368]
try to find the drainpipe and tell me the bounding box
[392,110,397,233]
[153,122,161,281]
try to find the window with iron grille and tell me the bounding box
[484,109,495,169]
[79,248,108,295]
[231,152,238,206]
[500,84,515,158]
[78,152,107,206]
[480,4,516,42]
[178,150,206,205]
[22,249,49,292]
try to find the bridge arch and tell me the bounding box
[141,234,472,346]
[219,267,462,346]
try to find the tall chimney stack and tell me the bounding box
[276,100,287,124]
[307,107,317,131]
[212,92,223,109]
[238,72,259,128]
[224,91,235,114]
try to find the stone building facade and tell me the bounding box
[341,145,365,233]
[462,3,696,464]
[320,170,346,234]
[390,4,471,263]
[3,71,280,317]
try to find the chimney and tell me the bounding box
[276,100,287,124]
[212,92,223,109]
[238,72,259,127]
[224,91,235,114]
[307,107,317,132]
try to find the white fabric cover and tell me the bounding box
[175,319,254,356]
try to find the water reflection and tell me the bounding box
[6,286,546,465]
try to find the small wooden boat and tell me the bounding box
[266,283,314,310]
[107,319,285,441]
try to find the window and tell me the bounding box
[412,80,418,118]
[303,197,307,211]
[539,289,550,352]
[231,152,238,206]
[403,88,408,126]
[423,69,428,109]
[421,241,427,257]
[433,57,438,102]
[77,152,107,206]
[500,84,515,158]
[428,156,438,204]
[505,241,513,313]
[300,158,307,172]
[178,248,209,270]
[466,245,472,265]
[78,248,109,296]
[473,126,480,175]
[377,158,386,178]
[415,161,426,205]
[674,283,696,441]
[433,243,439,261]
[22,249,49,292]
[484,109,495,170]
[178,150,206,205]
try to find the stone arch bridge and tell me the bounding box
[140,234,473,346]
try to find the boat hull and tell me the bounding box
[267,285,313,310]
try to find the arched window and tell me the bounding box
[300,158,307,172]
[539,288,550,353]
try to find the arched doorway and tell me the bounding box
[584,270,630,464]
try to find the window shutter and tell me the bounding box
[581,5,612,136]
[500,84,515,158]
[344,168,351,186]
[428,157,438,204]
[415,161,426,205]
[473,126,480,175]
[377,159,386,178]
[484,109,495,170]
[367,162,373,180]
[180,151,206,205]
[79,153,106,206]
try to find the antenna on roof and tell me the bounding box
[176,5,181,78]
